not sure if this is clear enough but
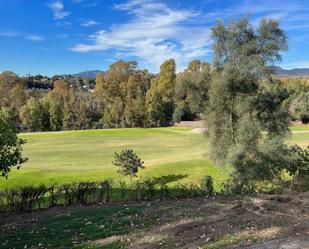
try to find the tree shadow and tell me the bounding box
[149,174,188,186]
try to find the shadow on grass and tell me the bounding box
[149,174,188,186]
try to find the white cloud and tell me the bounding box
[55,21,72,27]
[57,33,69,39]
[71,0,86,3]
[84,1,98,8]
[71,0,212,72]
[204,0,309,30]
[0,31,19,37]
[81,20,98,27]
[48,1,70,20]
[26,35,44,41]
[71,0,98,7]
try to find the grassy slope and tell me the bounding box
[1,126,308,190]
[0,127,229,190]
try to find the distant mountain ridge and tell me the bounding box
[70,67,309,78]
[273,66,309,77]
[71,70,104,78]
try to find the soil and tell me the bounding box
[1,193,309,249]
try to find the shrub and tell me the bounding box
[48,185,61,207]
[100,180,112,202]
[74,182,97,204]
[201,175,215,196]
[0,185,47,212]
[0,178,215,213]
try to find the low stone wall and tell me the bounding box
[174,121,204,128]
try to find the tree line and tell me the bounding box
[1,65,309,133]
[0,59,212,131]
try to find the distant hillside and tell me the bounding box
[72,70,104,78]
[273,66,309,77]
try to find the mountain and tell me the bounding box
[72,70,104,78]
[273,66,309,77]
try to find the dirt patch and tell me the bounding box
[1,194,309,249]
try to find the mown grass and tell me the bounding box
[0,126,308,190]
[290,124,309,131]
[0,127,229,190]
[287,131,309,148]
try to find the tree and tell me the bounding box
[47,80,76,131]
[287,145,309,191]
[10,83,27,112]
[0,108,28,177]
[174,60,211,121]
[146,59,176,125]
[94,72,107,112]
[112,149,145,182]
[94,61,151,128]
[19,98,48,132]
[289,92,309,123]
[206,17,289,192]
[0,71,19,107]
[124,74,148,127]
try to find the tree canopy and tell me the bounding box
[0,108,28,177]
[206,17,290,193]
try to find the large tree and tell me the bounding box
[19,98,50,132]
[206,17,289,192]
[146,59,176,125]
[0,108,28,177]
[47,80,76,131]
[94,61,151,128]
[174,60,211,122]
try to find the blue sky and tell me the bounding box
[1,0,309,76]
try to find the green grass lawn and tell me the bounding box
[290,124,309,131]
[0,126,308,190]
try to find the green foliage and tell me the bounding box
[226,136,291,194]
[113,149,145,181]
[0,179,214,213]
[201,175,214,196]
[19,98,50,131]
[94,61,150,128]
[0,107,28,177]
[174,60,211,120]
[287,145,309,188]
[146,59,176,125]
[255,79,291,137]
[289,91,309,123]
[206,17,290,193]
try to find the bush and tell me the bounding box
[0,179,212,213]
[0,185,47,212]
[200,175,214,196]
[74,182,97,204]
[100,180,113,202]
